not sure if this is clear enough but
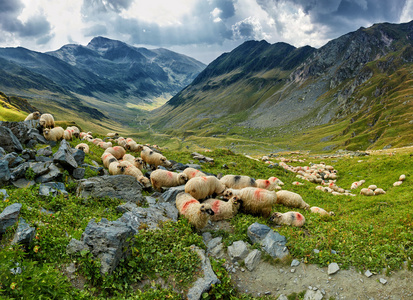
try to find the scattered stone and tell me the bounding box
[0,188,9,200]
[313,249,320,254]
[187,245,220,300]
[11,218,36,249]
[244,249,261,271]
[365,270,373,277]
[209,243,225,258]
[260,230,289,259]
[10,266,22,275]
[207,237,222,251]
[0,203,22,234]
[202,232,212,244]
[278,295,288,300]
[291,259,300,267]
[72,167,85,180]
[328,263,340,275]
[66,238,89,255]
[0,160,11,187]
[291,269,295,273]
[53,140,79,171]
[35,163,62,183]
[247,222,271,244]
[160,185,185,203]
[379,278,387,285]
[228,240,249,262]
[304,289,324,300]
[39,182,68,197]
[36,146,53,157]
[12,178,36,188]
[0,126,23,153]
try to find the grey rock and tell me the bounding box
[81,218,135,275]
[10,267,22,275]
[53,140,78,171]
[209,243,225,258]
[0,160,11,187]
[3,153,24,168]
[379,278,387,285]
[207,237,222,251]
[202,232,212,244]
[66,263,76,275]
[247,222,271,244]
[30,161,52,176]
[76,175,143,204]
[364,270,373,277]
[0,126,23,153]
[72,167,85,180]
[10,162,30,180]
[228,240,249,262]
[0,203,22,234]
[187,245,220,300]
[36,146,53,157]
[160,185,186,203]
[11,218,36,248]
[39,182,68,197]
[21,149,36,160]
[116,202,138,213]
[313,249,320,254]
[0,188,9,200]
[328,263,340,275]
[304,289,324,300]
[278,295,289,300]
[144,196,157,205]
[244,249,261,271]
[291,259,301,267]
[185,163,202,170]
[0,147,5,158]
[40,208,54,215]
[35,156,53,163]
[0,120,42,147]
[66,238,89,255]
[35,163,62,183]
[260,230,289,259]
[12,179,36,188]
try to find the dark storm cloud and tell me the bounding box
[0,0,52,43]
[212,0,236,19]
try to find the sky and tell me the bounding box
[0,0,412,64]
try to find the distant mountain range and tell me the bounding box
[0,36,206,123]
[150,21,413,150]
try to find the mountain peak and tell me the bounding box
[87,36,127,52]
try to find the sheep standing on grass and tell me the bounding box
[39,113,55,128]
[220,175,256,189]
[75,143,90,153]
[269,211,306,227]
[275,190,310,210]
[203,196,241,221]
[43,127,64,141]
[124,164,152,188]
[182,167,207,180]
[223,187,277,217]
[63,129,72,141]
[141,146,172,169]
[123,154,144,170]
[67,126,80,138]
[176,192,214,230]
[150,169,188,191]
[310,206,335,216]
[104,146,126,160]
[101,152,118,169]
[24,111,41,121]
[185,176,226,200]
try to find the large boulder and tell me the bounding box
[76,175,143,204]
[0,203,22,235]
[0,160,11,187]
[0,120,45,148]
[0,126,23,153]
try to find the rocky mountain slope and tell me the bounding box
[149,21,413,151]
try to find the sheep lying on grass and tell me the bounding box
[107,132,119,138]
[75,143,90,154]
[39,113,55,128]
[141,146,172,169]
[182,167,206,180]
[360,188,375,196]
[124,164,152,188]
[310,206,335,216]
[275,190,310,210]
[104,146,126,160]
[126,141,143,152]
[63,129,72,141]
[223,187,276,218]
[185,176,226,200]
[108,161,130,175]
[150,169,188,191]
[176,192,214,230]
[255,179,282,190]
[220,175,256,189]
[43,127,64,141]
[123,154,144,170]
[101,153,118,169]
[268,177,284,186]
[67,126,80,138]
[351,180,365,189]
[269,211,305,227]
[98,142,112,149]
[24,111,41,121]
[203,196,241,221]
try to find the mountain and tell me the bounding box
[0,37,206,127]
[149,21,413,151]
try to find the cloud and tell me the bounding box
[232,17,269,40]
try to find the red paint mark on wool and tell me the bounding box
[254,189,263,200]
[191,171,197,178]
[296,213,304,221]
[103,153,111,159]
[212,201,220,213]
[269,177,278,183]
[181,199,198,214]
[201,177,207,181]
[167,172,173,178]
[263,180,270,188]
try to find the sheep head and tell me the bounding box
[269,212,283,224]
[200,204,214,216]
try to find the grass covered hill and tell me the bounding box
[0,125,412,298]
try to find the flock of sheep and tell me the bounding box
[29,111,404,231]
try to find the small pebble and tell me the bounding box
[365,270,373,277]
[264,291,271,295]
[241,268,245,272]
[380,278,387,285]
[291,269,295,273]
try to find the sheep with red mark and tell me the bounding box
[269,211,306,227]
[24,111,41,121]
[108,160,130,175]
[203,196,241,221]
[182,167,206,180]
[124,164,152,188]
[220,175,256,189]
[116,137,127,148]
[126,141,143,152]
[104,146,126,160]
[176,192,214,230]
[185,176,226,200]
[140,146,172,169]
[43,127,64,141]
[268,177,284,186]
[255,179,281,190]
[101,152,118,169]
[123,154,144,170]
[97,141,112,149]
[67,126,80,138]
[75,143,90,154]
[39,113,55,128]
[223,187,277,218]
[275,190,310,210]
[63,129,72,141]
[150,169,188,191]
[360,188,375,196]
[310,206,335,216]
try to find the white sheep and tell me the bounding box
[360,188,375,196]
[255,179,281,190]
[150,169,188,191]
[203,196,241,221]
[126,141,143,152]
[63,129,72,141]
[399,174,406,181]
[268,177,284,186]
[106,132,119,138]
[275,190,310,210]
[374,188,386,195]
[220,175,256,189]
[351,179,365,189]
[176,192,214,230]
[124,164,152,188]
[368,185,377,190]
[24,111,41,121]
[393,181,403,187]
[269,211,306,227]
[101,152,118,169]
[104,146,126,160]
[116,137,127,148]
[123,154,144,170]
[43,127,64,141]
[97,141,112,149]
[310,206,335,216]
[92,138,103,145]
[108,160,130,175]
[223,187,276,218]
[75,143,90,153]
[182,167,207,180]
[39,113,55,128]
[185,176,226,200]
[140,146,172,169]
[67,126,80,138]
